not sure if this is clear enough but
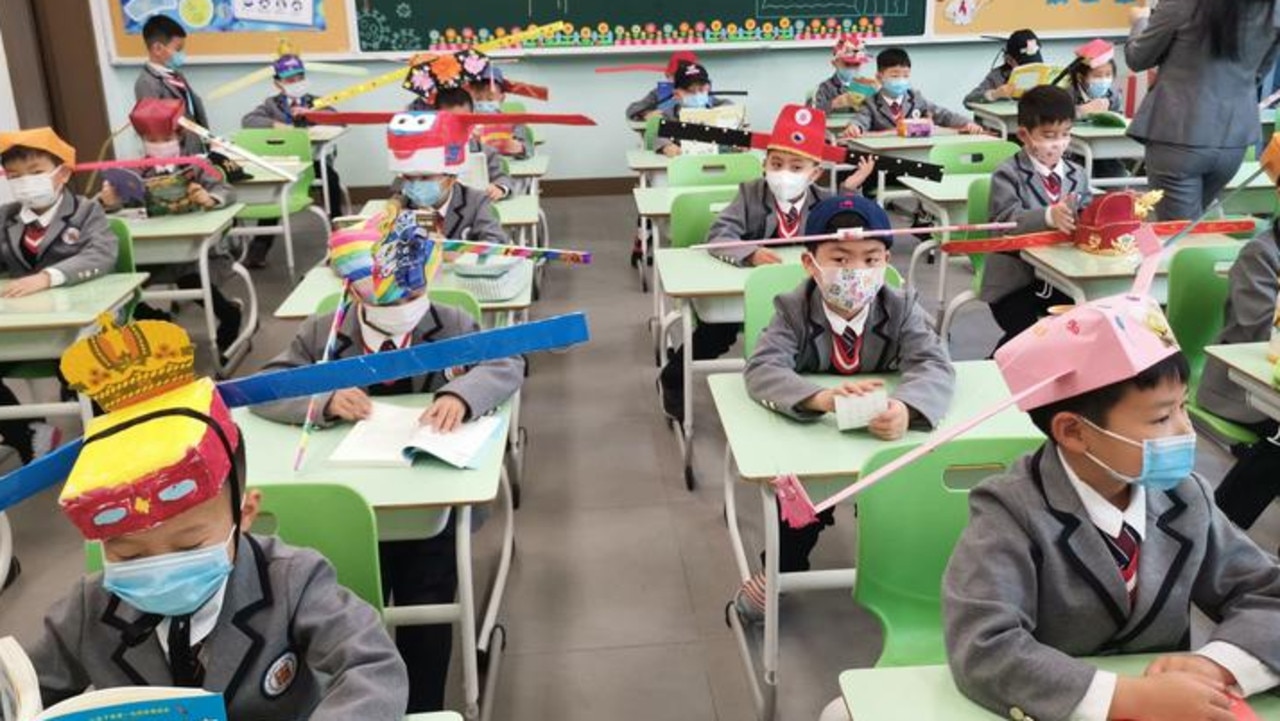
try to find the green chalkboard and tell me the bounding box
[355,0,927,52]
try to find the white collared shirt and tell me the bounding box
[358,312,411,352]
[1058,450,1280,720]
[147,61,173,76]
[17,192,66,287]
[156,581,227,659]
[822,300,871,339]
[1028,154,1068,227]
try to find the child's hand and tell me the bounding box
[420,394,468,433]
[1146,655,1238,689]
[1080,98,1111,115]
[326,388,373,421]
[1050,194,1078,232]
[644,110,663,120]
[748,248,783,266]
[868,398,909,440]
[959,122,987,135]
[990,83,1016,101]
[2,272,52,298]
[499,138,525,156]
[843,155,877,192]
[841,124,864,140]
[486,183,506,202]
[274,122,292,129]
[803,379,885,414]
[99,181,120,209]
[188,183,216,209]
[1113,673,1236,721]
[661,144,682,157]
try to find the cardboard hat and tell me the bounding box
[0,127,76,166]
[1075,38,1115,68]
[832,35,870,65]
[328,201,442,305]
[804,195,893,246]
[404,49,549,104]
[666,51,700,76]
[273,53,306,79]
[1006,29,1042,63]
[765,104,830,163]
[129,98,185,139]
[673,62,711,90]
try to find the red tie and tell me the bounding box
[21,222,46,259]
[1101,522,1141,607]
[831,327,863,375]
[889,102,902,119]
[1043,172,1062,202]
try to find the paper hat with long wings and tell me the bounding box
[207,38,369,101]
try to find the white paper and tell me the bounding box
[834,389,889,432]
[232,0,315,26]
[329,402,503,469]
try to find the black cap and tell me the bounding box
[673,62,711,90]
[1006,29,1042,63]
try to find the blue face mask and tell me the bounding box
[882,78,911,99]
[167,50,187,70]
[103,528,235,617]
[682,92,711,109]
[836,67,858,85]
[473,100,502,114]
[1082,418,1197,492]
[403,178,447,208]
[1086,79,1113,100]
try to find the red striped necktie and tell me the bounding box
[21,222,46,261]
[1043,172,1061,202]
[831,327,863,375]
[1100,522,1141,607]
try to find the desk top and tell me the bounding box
[966,101,1019,117]
[307,125,348,143]
[654,246,803,298]
[237,158,309,185]
[275,262,535,319]
[633,184,740,218]
[120,203,244,240]
[848,132,986,153]
[1022,233,1238,281]
[1227,161,1272,190]
[628,119,648,132]
[840,656,1280,720]
[359,197,539,228]
[235,395,509,509]
[627,149,670,173]
[826,112,857,129]
[0,273,149,331]
[506,155,550,178]
[708,362,1041,482]
[1070,124,1135,140]
[899,173,989,204]
[1206,342,1276,390]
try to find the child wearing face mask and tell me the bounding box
[466,66,535,162]
[101,99,242,357]
[735,195,955,619]
[652,62,735,157]
[985,85,1092,349]
[811,34,875,115]
[254,218,525,713]
[963,29,1042,106]
[0,128,117,466]
[625,51,700,121]
[1068,52,1129,179]
[657,105,876,424]
[29,319,409,720]
[240,53,346,266]
[134,15,207,157]
[845,47,985,139]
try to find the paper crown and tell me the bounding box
[273,53,306,79]
[403,49,548,104]
[766,104,829,163]
[833,35,869,64]
[674,62,711,90]
[129,98,185,139]
[61,314,197,412]
[329,201,441,304]
[0,127,76,166]
[805,195,893,241]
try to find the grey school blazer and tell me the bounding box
[811,75,849,113]
[0,194,117,285]
[390,184,509,245]
[252,302,524,426]
[1198,229,1280,425]
[982,151,1092,303]
[706,178,831,266]
[31,534,409,721]
[241,94,337,128]
[745,279,955,424]
[851,89,971,132]
[963,65,1011,106]
[944,446,1280,721]
[626,87,662,121]
[134,66,210,156]
[1126,0,1280,148]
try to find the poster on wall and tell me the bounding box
[933,0,1135,35]
[119,0,327,34]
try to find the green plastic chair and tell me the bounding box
[500,101,527,113]
[1166,245,1260,447]
[854,436,1044,667]
[231,128,320,222]
[939,177,993,344]
[927,140,1019,174]
[668,153,763,188]
[643,114,663,152]
[315,288,482,322]
[669,188,740,250]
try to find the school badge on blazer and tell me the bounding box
[61,227,81,245]
[262,650,298,698]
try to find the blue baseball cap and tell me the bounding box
[805,195,893,247]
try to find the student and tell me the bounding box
[467,66,534,162]
[737,195,954,615]
[240,52,345,267]
[984,85,1090,349]
[943,311,1280,721]
[0,128,117,464]
[625,50,699,121]
[652,62,735,157]
[846,48,985,137]
[30,319,409,719]
[811,35,873,114]
[657,105,876,422]
[964,29,1042,106]
[1068,51,1128,179]
[253,220,525,713]
[432,87,515,202]
[101,99,241,355]
[134,15,207,156]
[1198,222,1280,530]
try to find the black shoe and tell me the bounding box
[244,238,272,269]
[630,238,643,268]
[132,302,174,322]
[216,300,244,354]
[4,557,21,591]
[657,376,684,425]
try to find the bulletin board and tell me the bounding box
[106,0,353,60]
[933,0,1136,37]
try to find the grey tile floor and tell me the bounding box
[0,195,1277,721]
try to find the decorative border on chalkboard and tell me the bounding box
[357,11,887,53]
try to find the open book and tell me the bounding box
[329,401,505,469]
[1,637,225,721]
[679,105,747,156]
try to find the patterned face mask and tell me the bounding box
[815,262,886,315]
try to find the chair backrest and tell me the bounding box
[108,217,135,274]
[643,114,663,151]
[743,264,810,357]
[315,288,482,321]
[668,153,763,187]
[254,483,384,611]
[964,176,993,286]
[231,128,316,206]
[854,435,1044,667]
[670,187,740,250]
[1166,243,1245,389]
[500,101,527,113]
[928,140,1019,175]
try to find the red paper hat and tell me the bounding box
[129,98,184,139]
[666,51,700,76]
[765,105,829,163]
[1076,38,1115,68]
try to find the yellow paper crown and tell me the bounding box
[60,315,196,412]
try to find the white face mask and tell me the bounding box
[1025,136,1070,169]
[8,169,62,211]
[143,139,182,159]
[282,80,309,99]
[765,170,811,204]
[362,292,432,339]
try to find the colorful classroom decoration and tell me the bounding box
[105,0,353,59]
[119,0,327,33]
[935,0,1138,36]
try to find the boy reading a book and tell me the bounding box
[652,62,735,157]
[29,319,409,720]
[811,35,875,115]
[253,210,524,712]
[964,29,1042,106]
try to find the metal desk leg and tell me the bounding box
[281,179,297,280]
[679,300,695,489]
[760,483,780,719]
[476,468,516,721]
[456,505,480,719]
[317,142,334,219]
[0,512,11,597]
[724,447,751,582]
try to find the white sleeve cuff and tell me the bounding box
[1045,205,1056,228]
[45,268,66,287]
[1198,642,1280,696]
[1069,670,1116,721]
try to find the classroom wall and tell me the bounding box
[97,39,1117,188]
[0,29,20,205]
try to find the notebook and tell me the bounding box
[328,401,505,469]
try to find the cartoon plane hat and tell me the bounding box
[0,127,76,166]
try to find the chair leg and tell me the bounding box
[940,290,978,347]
